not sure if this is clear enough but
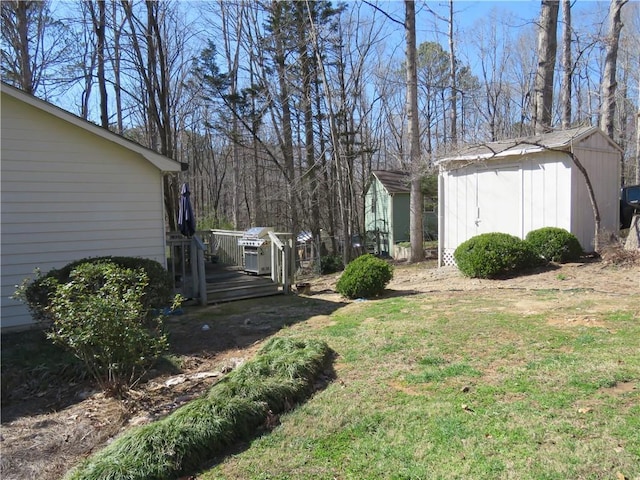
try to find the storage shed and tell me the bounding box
[1,83,182,330]
[436,126,622,267]
[364,170,411,257]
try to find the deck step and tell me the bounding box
[205,272,281,303]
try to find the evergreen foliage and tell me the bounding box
[525,227,583,263]
[319,254,344,274]
[335,254,393,299]
[17,256,173,324]
[454,232,542,278]
[39,261,171,395]
[63,337,332,480]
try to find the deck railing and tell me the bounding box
[166,232,206,305]
[207,229,244,266]
[167,229,294,305]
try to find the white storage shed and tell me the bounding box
[1,83,182,331]
[436,126,622,267]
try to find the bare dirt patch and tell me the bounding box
[1,259,637,480]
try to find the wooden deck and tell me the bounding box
[203,262,281,304]
[168,230,293,305]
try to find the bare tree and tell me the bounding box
[600,0,629,139]
[87,0,108,128]
[405,0,423,263]
[448,0,457,147]
[1,0,72,96]
[533,0,559,134]
[561,0,572,129]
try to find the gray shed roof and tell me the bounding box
[436,126,622,165]
[371,170,410,194]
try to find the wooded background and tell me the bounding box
[2,0,638,259]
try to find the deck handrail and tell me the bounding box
[268,231,295,293]
[167,232,207,305]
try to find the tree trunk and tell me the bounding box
[448,0,457,147]
[561,0,572,129]
[405,0,423,263]
[296,2,321,246]
[599,0,628,140]
[636,73,640,184]
[533,0,559,134]
[89,0,108,128]
[272,1,299,238]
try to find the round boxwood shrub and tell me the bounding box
[454,232,542,279]
[18,256,173,324]
[335,254,393,299]
[525,227,583,263]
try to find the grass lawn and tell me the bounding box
[202,288,640,479]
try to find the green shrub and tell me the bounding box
[454,232,542,279]
[42,261,172,395]
[17,256,173,324]
[64,337,332,480]
[336,254,393,299]
[525,227,583,263]
[320,254,344,274]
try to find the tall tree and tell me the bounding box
[87,0,108,128]
[448,0,457,147]
[1,0,71,96]
[405,0,423,263]
[533,0,559,134]
[561,0,572,129]
[600,0,629,139]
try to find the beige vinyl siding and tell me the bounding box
[1,91,171,330]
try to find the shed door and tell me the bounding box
[476,167,521,237]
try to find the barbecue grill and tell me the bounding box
[238,227,273,275]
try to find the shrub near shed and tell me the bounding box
[525,227,583,263]
[454,232,542,279]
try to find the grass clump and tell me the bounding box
[336,254,393,299]
[525,227,583,263]
[454,232,541,278]
[63,337,333,480]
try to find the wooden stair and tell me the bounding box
[205,264,281,304]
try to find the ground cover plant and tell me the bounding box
[64,337,332,480]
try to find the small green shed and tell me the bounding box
[364,170,411,258]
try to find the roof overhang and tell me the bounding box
[1,83,182,173]
[435,126,623,168]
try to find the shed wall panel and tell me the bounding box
[571,142,620,250]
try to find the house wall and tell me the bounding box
[1,93,168,330]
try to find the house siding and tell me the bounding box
[1,92,169,330]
